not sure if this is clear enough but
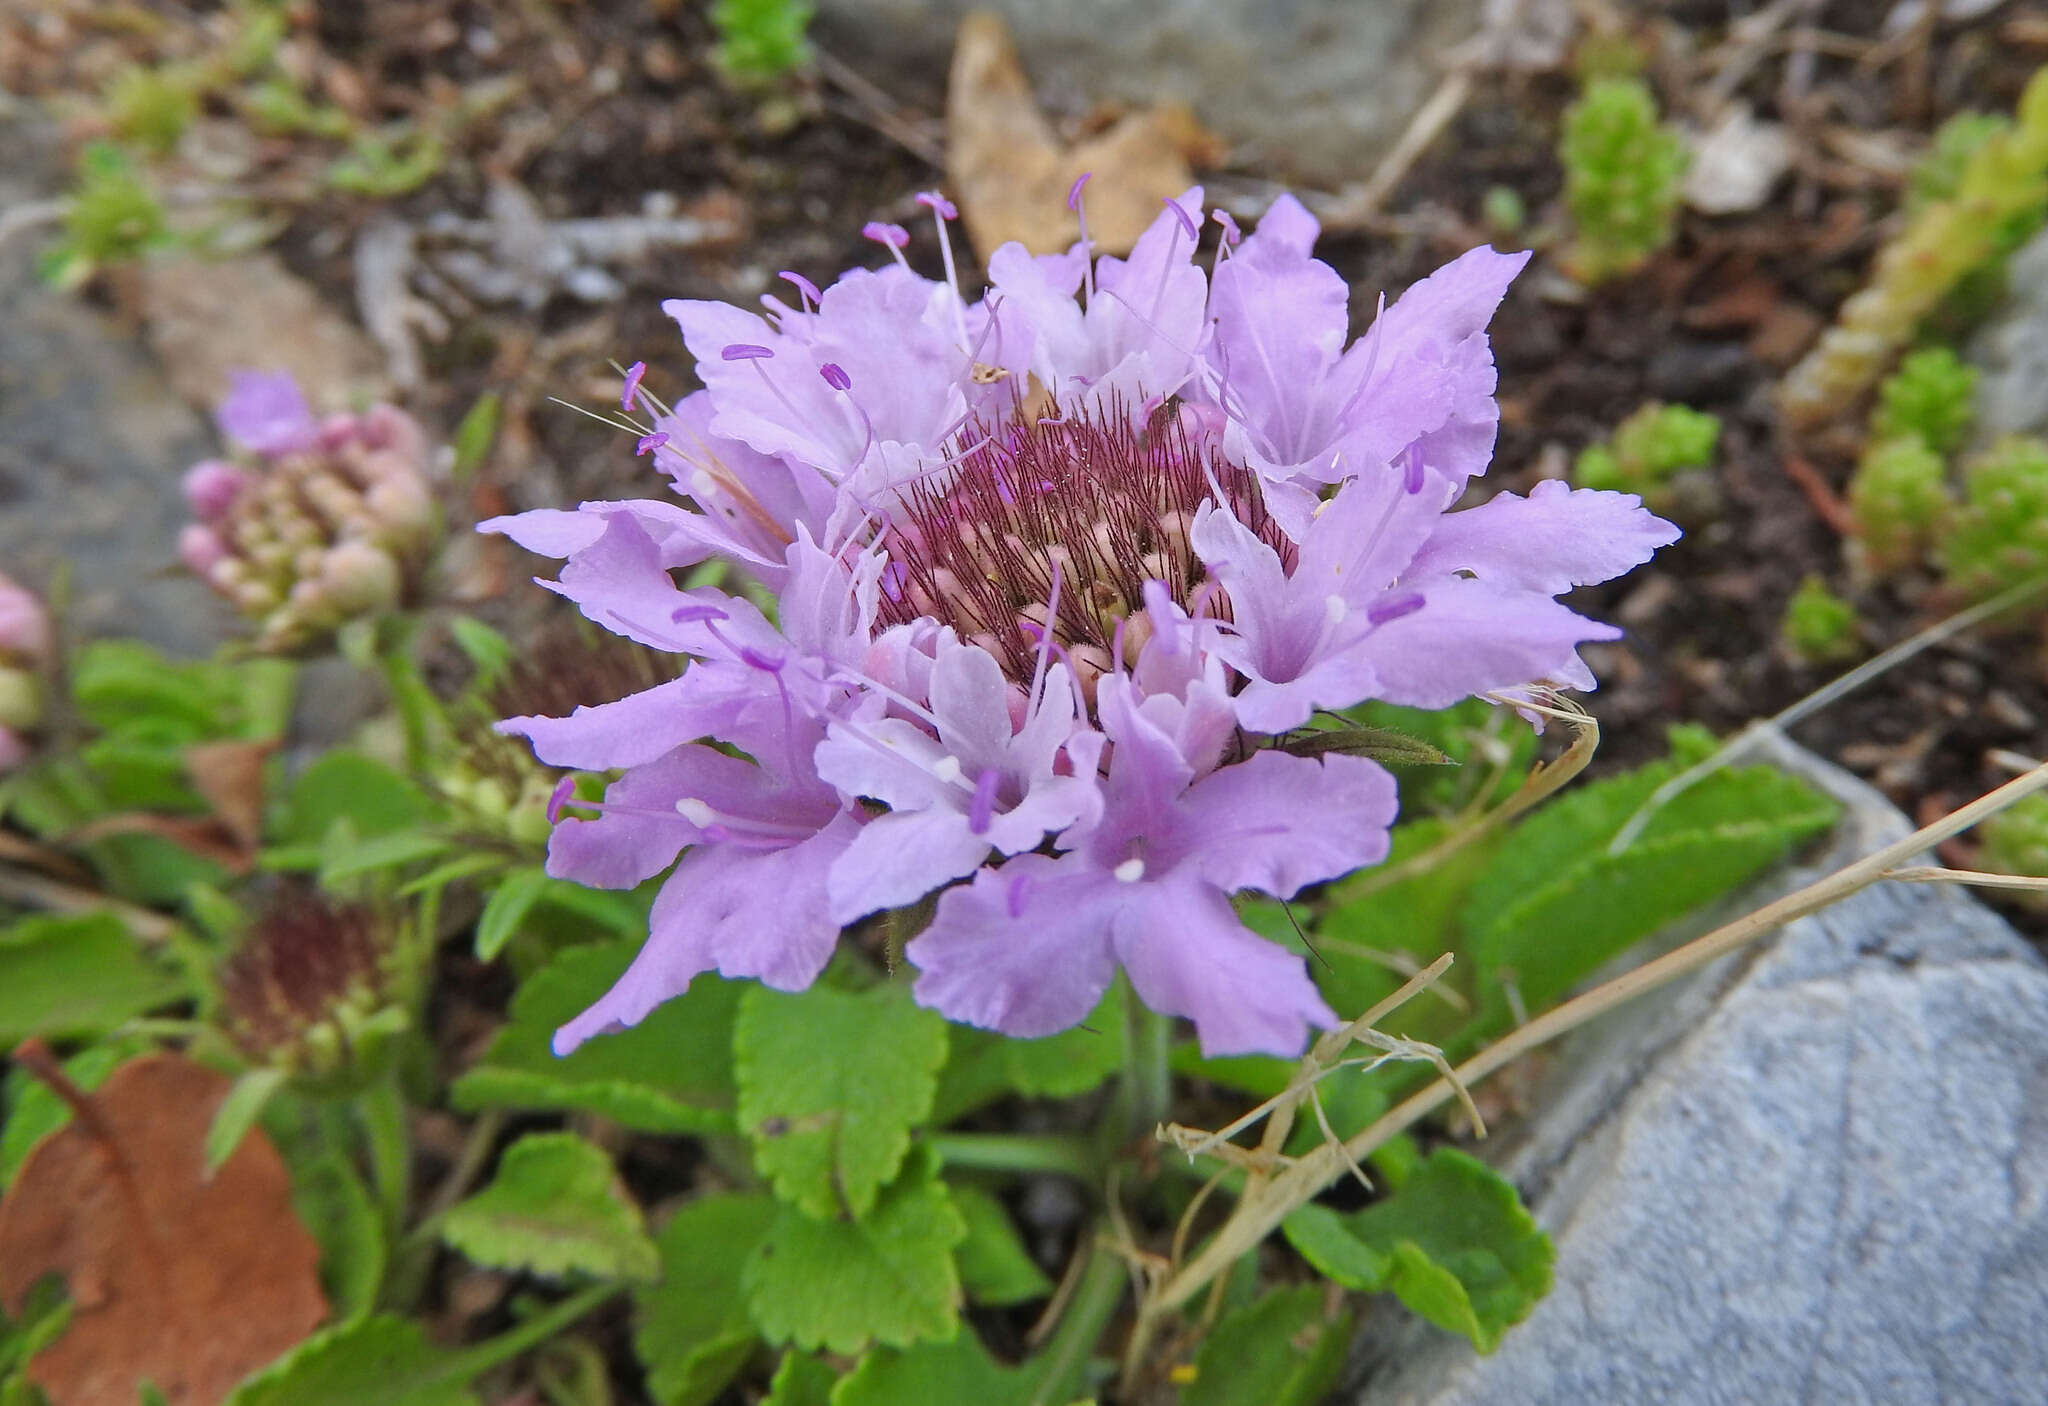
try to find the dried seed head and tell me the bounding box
[217,884,393,1078]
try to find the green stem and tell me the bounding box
[359,1071,412,1239]
[1028,1237,1127,1406]
[925,1132,1099,1181]
[1124,987,1174,1140]
[438,1282,624,1384]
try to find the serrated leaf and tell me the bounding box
[833,1330,1054,1406]
[742,1148,965,1355]
[1457,738,1838,1023]
[735,983,948,1219]
[441,1132,657,1282]
[633,1194,779,1406]
[1282,1148,1552,1353]
[1180,1285,1352,1406]
[272,752,435,847]
[0,913,190,1046]
[220,1316,478,1406]
[286,1147,386,1326]
[1348,699,1538,817]
[474,866,549,960]
[762,1351,835,1406]
[452,941,739,1134]
[206,1067,289,1174]
[949,1181,1053,1306]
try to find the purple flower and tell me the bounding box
[486,187,1680,1057]
[216,370,320,456]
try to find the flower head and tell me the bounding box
[0,572,51,773]
[488,188,1680,1057]
[183,374,439,653]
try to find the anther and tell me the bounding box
[620,361,647,411]
[968,767,1000,835]
[819,362,853,392]
[779,270,822,307]
[546,776,577,825]
[635,432,669,456]
[915,191,959,220]
[1367,592,1425,626]
[721,343,774,361]
[862,222,910,248]
[1163,196,1198,240]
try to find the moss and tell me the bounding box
[1780,576,1861,665]
[1871,347,1978,455]
[1847,435,1949,575]
[1558,77,1689,283]
[1573,403,1720,498]
[1941,435,2048,605]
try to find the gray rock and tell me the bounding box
[0,110,229,656]
[1967,226,2048,440]
[1358,730,2048,1405]
[813,0,1485,188]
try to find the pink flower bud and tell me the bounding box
[179,523,230,577]
[182,460,253,522]
[0,725,27,775]
[0,572,51,664]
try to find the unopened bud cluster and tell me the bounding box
[0,572,52,773]
[181,380,437,653]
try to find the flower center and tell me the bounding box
[875,398,1293,686]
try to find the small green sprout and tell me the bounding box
[1941,435,2048,606]
[38,143,172,290]
[328,128,446,197]
[1573,402,1720,499]
[1978,792,2048,889]
[104,64,202,156]
[1909,111,2014,210]
[1871,347,1978,454]
[1847,434,1949,575]
[1481,185,1527,238]
[1780,576,1862,665]
[1558,76,1689,283]
[711,0,815,84]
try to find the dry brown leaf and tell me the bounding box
[0,1050,328,1406]
[182,739,274,854]
[945,10,1216,262]
[64,812,257,874]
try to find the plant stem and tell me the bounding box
[1028,1237,1127,1406]
[1142,757,2048,1322]
[925,1131,1099,1181]
[1123,984,1174,1141]
[438,1282,624,1384]
[359,1070,412,1240]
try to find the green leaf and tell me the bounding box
[221,1316,478,1406]
[287,1147,387,1326]
[734,983,948,1219]
[70,641,221,735]
[742,1148,966,1355]
[474,866,549,960]
[1180,1285,1352,1406]
[632,1194,779,1406]
[272,752,436,847]
[834,1330,1053,1406]
[949,1181,1053,1306]
[206,1066,289,1174]
[441,1132,657,1282]
[1278,726,1452,766]
[0,913,189,1046]
[318,829,452,884]
[448,394,502,483]
[1457,733,1838,1024]
[762,1352,836,1406]
[1,1039,144,1187]
[1282,1148,1552,1353]
[932,985,1126,1123]
[452,941,740,1133]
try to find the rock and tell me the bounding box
[1682,104,1794,216]
[1356,729,2048,1405]
[140,249,391,415]
[815,0,1486,189]
[0,110,228,655]
[1966,227,2048,440]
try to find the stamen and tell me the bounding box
[1070,171,1097,307]
[1163,196,1198,240]
[620,360,647,412]
[1113,857,1146,883]
[819,362,853,392]
[918,190,970,350]
[1367,591,1425,626]
[968,767,1000,835]
[1402,443,1426,494]
[779,270,822,310]
[546,776,577,825]
[722,343,774,361]
[671,603,730,625]
[1212,209,1241,247]
[863,220,913,275]
[635,431,669,457]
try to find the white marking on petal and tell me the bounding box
[1113,858,1146,883]
[1324,594,1347,625]
[675,797,715,827]
[932,755,964,784]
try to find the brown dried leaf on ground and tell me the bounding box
[945,10,1217,261]
[0,1050,328,1406]
[183,738,275,854]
